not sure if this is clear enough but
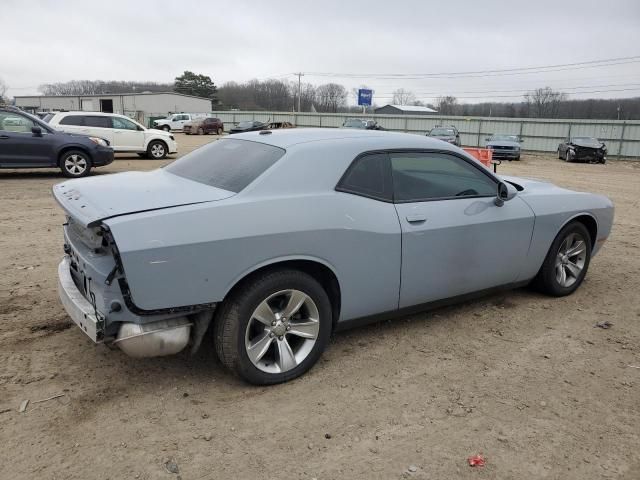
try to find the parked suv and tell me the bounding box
[183,117,224,135]
[0,107,113,177]
[47,112,177,159]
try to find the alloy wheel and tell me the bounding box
[64,154,87,175]
[555,232,587,287]
[244,289,320,374]
[150,143,165,158]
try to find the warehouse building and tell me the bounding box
[374,104,438,115]
[14,92,211,126]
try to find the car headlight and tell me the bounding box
[486,145,494,149]
[89,137,109,147]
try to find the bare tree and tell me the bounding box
[315,83,348,113]
[392,88,416,105]
[39,80,174,96]
[435,96,459,115]
[0,78,7,105]
[524,87,567,118]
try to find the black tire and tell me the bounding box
[147,140,168,159]
[162,125,171,132]
[515,155,521,161]
[558,149,562,159]
[60,150,92,178]
[532,221,592,297]
[217,127,223,135]
[214,269,332,385]
[197,127,204,135]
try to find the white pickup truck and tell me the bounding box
[153,113,207,132]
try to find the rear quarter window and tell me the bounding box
[165,139,285,192]
[59,115,85,126]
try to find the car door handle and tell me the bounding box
[406,214,427,223]
[0,135,9,139]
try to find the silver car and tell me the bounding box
[54,129,614,384]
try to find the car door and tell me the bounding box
[171,114,188,130]
[111,116,144,151]
[390,151,535,308]
[0,111,55,167]
[83,115,113,145]
[55,114,87,135]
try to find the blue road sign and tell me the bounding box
[358,89,373,106]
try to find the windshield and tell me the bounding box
[237,121,255,128]
[165,138,285,192]
[343,119,365,128]
[572,137,599,143]
[430,128,455,136]
[490,135,519,142]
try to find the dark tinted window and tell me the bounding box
[84,116,111,128]
[112,117,138,130]
[59,115,85,126]
[390,152,496,202]
[166,139,285,192]
[337,153,391,201]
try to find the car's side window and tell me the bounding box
[0,112,37,133]
[390,152,496,202]
[59,115,85,127]
[112,117,138,130]
[84,116,111,128]
[336,153,392,201]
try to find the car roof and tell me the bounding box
[51,111,129,119]
[226,127,459,151]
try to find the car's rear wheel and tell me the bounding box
[197,127,204,135]
[147,140,167,159]
[217,127,223,135]
[557,149,562,159]
[214,270,332,385]
[60,150,92,178]
[162,125,170,132]
[532,221,592,296]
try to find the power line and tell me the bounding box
[373,87,640,100]
[304,55,640,79]
[372,82,640,96]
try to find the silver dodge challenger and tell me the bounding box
[54,129,614,384]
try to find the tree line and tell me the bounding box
[19,72,640,119]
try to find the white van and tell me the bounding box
[48,112,178,159]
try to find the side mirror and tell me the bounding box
[494,181,517,207]
[31,126,43,137]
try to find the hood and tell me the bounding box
[487,140,520,148]
[499,175,569,195]
[431,135,456,142]
[571,139,605,149]
[53,169,234,227]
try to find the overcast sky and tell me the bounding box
[3,0,640,105]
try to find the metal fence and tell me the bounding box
[212,111,640,159]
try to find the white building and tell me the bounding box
[15,92,211,126]
[374,104,438,115]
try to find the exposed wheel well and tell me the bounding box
[58,147,91,166]
[223,260,341,329]
[572,215,597,251]
[147,139,168,150]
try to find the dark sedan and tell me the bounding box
[558,137,607,164]
[229,120,268,134]
[0,107,113,177]
[342,119,385,130]
[486,134,522,161]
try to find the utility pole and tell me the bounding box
[295,72,304,112]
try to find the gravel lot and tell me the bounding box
[1,133,639,479]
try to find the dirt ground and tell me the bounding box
[1,133,639,480]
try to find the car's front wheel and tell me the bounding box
[533,221,592,296]
[60,150,92,178]
[217,127,223,135]
[565,149,573,162]
[214,270,332,385]
[147,140,167,159]
[162,125,171,132]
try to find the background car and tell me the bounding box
[267,121,295,129]
[183,117,224,135]
[0,106,113,177]
[427,125,461,146]
[341,118,384,130]
[48,111,177,159]
[54,128,613,385]
[485,134,522,161]
[229,120,268,134]
[558,137,607,163]
[152,113,205,132]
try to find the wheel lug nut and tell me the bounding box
[271,321,276,326]
[286,326,291,330]
[278,336,283,341]
[269,332,275,338]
